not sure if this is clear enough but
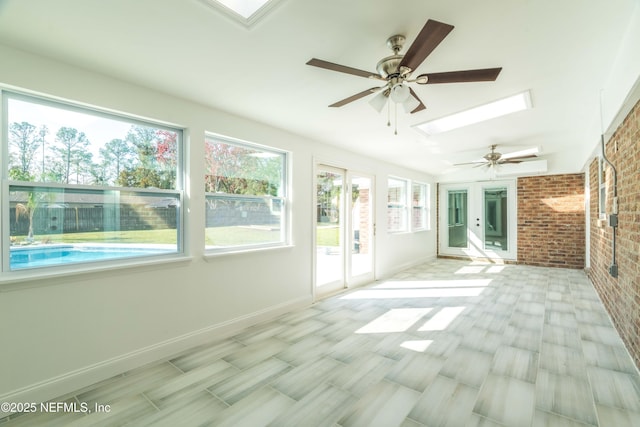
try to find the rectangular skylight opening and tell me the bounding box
[414,90,532,136]
[200,0,281,26]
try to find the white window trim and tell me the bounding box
[1,88,185,276]
[388,177,432,234]
[387,176,409,234]
[412,181,430,232]
[203,133,290,254]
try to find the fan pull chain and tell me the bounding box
[394,102,398,135]
[387,99,391,127]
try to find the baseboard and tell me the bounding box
[376,254,437,281]
[0,295,312,405]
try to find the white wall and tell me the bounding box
[0,44,436,402]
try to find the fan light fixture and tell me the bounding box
[307,19,504,135]
[368,91,388,113]
[368,84,422,134]
[390,84,410,103]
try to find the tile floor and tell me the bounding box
[2,259,640,426]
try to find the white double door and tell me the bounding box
[439,180,517,260]
[315,165,375,297]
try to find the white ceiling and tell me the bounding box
[0,0,637,177]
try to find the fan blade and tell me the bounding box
[399,19,454,72]
[417,68,502,84]
[498,154,538,164]
[329,87,380,107]
[307,58,381,79]
[453,161,487,166]
[408,87,426,113]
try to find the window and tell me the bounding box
[200,0,283,26]
[412,182,429,230]
[3,92,183,272]
[387,177,408,232]
[204,134,287,252]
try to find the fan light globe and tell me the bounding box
[390,84,410,103]
[402,95,421,113]
[368,90,388,113]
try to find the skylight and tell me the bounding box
[201,0,280,25]
[414,90,532,136]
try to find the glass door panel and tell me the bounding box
[349,174,373,282]
[484,187,508,251]
[447,190,468,248]
[316,168,344,291]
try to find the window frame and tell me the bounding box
[203,133,290,254]
[387,176,409,233]
[411,181,430,231]
[1,89,185,276]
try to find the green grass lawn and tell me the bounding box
[13,229,177,245]
[205,226,281,246]
[316,225,339,246]
[13,224,340,247]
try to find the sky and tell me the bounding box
[8,98,133,159]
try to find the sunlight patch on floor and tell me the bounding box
[341,287,486,300]
[372,279,492,289]
[400,340,434,352]
[355,308,433,334]
[418,307,466,331]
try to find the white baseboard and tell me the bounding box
[0,295,312,405]
[376,254,437,281]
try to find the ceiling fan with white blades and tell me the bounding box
[454,145,540,169]
[306,19,503,119]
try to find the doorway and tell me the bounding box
[439,180,516,260]
[315,165,374,297]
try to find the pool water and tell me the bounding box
[10,245,175,270]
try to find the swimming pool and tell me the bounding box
[9,244,176,270]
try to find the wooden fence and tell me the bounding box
[10,205,177,236]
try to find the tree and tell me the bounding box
[117,166,162,188]
[38,125,49,181]
[70,150,94,184]
[155,130,177,189]
[204,141,280,196]
[126,125,158,169]
[52,127,90,184]
[15,191,38,242]
[9,121,41,178]
[99,138,135,184]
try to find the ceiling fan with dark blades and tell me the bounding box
[454,145,539,168]
[306,19,502,114]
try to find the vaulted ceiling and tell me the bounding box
[0,0,637,178]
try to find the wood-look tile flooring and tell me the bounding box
[3,259,640,426]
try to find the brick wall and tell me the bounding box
[517,174,585,268]
[588,98,640,371]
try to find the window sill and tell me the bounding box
[203,244,294,260]
[0,255,193,290]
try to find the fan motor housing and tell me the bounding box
[376,55,404,78]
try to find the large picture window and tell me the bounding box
[3,92,183,272]
[204,134,287,251]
